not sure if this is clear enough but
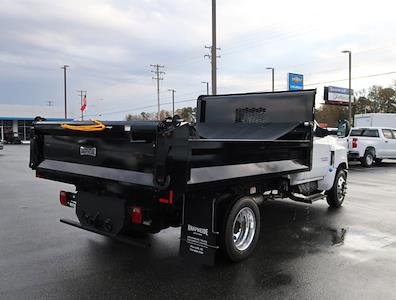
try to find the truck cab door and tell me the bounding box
[381,129,395,158]
[392,130,396,158]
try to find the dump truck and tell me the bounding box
[29,90,348,265]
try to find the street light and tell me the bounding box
[61,65,69,119]
[201,81,209,95]
[266,67,274,92]
[341,50,352,124]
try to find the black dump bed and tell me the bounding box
[30,90,315,193]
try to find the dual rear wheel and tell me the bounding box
[220,197,260,262]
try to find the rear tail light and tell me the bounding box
[131,206,143,224]
[159,190,174,204]
[59,191,75,207]
[352,138,358,148]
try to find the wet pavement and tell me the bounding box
[1,145,396,299]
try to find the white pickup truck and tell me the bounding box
[347,127,396,167]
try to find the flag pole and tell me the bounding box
[77,90,87,121]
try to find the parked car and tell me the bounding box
[4,133,22,144]
[347,127,396,167]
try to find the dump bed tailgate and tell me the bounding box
[30,121,160,188]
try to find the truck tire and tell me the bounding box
[327,170,347,208]
[360,150,374,167]
[220,197,260,262]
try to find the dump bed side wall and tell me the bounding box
[186,90,316,188]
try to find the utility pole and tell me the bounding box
[61,65,69,119]
[211,0,217,95]
[201,81,209,95]
[168,89,176,116]
[77,90,87,121]
[266,67,275,92]
[150,64,165,119]
[342,50,352,125]
[204,45,220,94]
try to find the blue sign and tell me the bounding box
[288,73,304,91]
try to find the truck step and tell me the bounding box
[289,192,326,204]
[60,218,150,248]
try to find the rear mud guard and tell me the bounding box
[180,195,219,266]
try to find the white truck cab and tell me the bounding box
[285,121,349,207]
[347,127,396,167]
[290,135,347,190]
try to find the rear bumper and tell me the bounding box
[60,218,150,247]
[348,151,360,160]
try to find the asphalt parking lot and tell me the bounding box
[1,145,396,299]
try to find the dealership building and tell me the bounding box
[0,104,71,141]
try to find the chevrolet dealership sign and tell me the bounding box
[288,73,304,91]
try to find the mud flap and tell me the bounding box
[76,191,126,235]
[180,196,219,266]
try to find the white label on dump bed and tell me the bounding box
[187,224,208,237]
[79,146,97,157]
[124,125,131,131]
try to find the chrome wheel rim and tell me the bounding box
[337,175,347,201]
[232,207,256,251]
[366,154,373,166]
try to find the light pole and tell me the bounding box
[211,0,217,95]
[168,89,176,116]
[266,67,274,92]
[61,65,69,119]
[342,50,352,124]
[201,81,209,95]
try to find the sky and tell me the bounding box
[1,0,396,120]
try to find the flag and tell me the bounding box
[81,94,87,112]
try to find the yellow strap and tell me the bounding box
[61,120,106,132]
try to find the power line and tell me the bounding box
[84,98,197,118]
[85,70,396,118]
[305,71,396,87]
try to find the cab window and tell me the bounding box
[350,128,379,137]
[362,129,379,137]
[350,129,363,136]
[382,129,394,139]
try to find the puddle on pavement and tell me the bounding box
[339,226,396,261]
[295,225,396,261]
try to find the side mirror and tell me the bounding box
[337,119,350,138]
